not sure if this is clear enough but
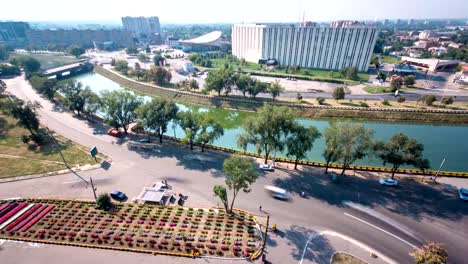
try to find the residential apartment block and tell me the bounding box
[121,16,160,39]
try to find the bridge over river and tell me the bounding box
[43,60,93,79]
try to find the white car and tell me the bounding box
[379,178,398,186]
[259,164,274,171]
[459,188,468,201]
[264,185,290,200]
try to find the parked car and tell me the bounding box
[459,188,468,201]
[379,178,398,186]
[110,191,127,201]
[259,164,274,171]
[264,185,289,200]
[107,128,121,137]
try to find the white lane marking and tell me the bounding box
[344,201,420,241]
[2,197,21,201]
[299,230,397,264]
[344,212,418,248]
[62,180,85,184]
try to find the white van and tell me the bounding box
[264,185,290,200]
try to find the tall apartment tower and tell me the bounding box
[232,23,378,72]
[121,16,160,39]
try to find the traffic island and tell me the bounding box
[0,199,263,259]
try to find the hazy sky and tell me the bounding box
[2,0,467,23]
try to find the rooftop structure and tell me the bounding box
[179,31,230,52]
[401,56,460,72]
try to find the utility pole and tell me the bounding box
[46,127,89,185]
[90,177,98,203]
[433,158,446,182]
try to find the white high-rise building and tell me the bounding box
[121,16,160,39]
[232,23,378,72]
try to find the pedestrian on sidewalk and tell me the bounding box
[259,205,262,212]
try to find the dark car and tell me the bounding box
[110,191,127,201]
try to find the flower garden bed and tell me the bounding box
[0,199,263,259]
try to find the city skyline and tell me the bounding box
[1,0,467,24]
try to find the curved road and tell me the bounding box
[1,75,467,264]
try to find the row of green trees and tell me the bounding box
[112,60,172,86]
[238,105,430,178]
[205,68,284,99]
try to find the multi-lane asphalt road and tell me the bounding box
[1,75,467,263]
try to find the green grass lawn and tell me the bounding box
[199,58,369,84]
[10,53,78,70]
[363,85,394,93]
[380,55,400,64]
[331,253,367,264]
[0,110,102,178]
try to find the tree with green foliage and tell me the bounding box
[411,242,448,264]
[175,110,203,150]
[340,67,358,80]
[333,87,345,101]
[323,123,342,174]
[196,116,224,152]
[126,47,138,55]
[137,53,149,62]
[100,90,142,134]
[83,90,101,120]
[237,104,295,164]
[5,99,42,144]
[213,185,229,212]
[149,66,172,86]
[205,68,235,96]
[153,54,165,66]
[248,81,268,99]
[286,125,321,170]
[136,98,178,143]
[403,75,415,86]
[20,56,41,76]
[114,60,129,74]
[61,80,97,117]
[68,45,85,58]
[29,75,58,101]
[370,54,380,69]
[222,156,259,211]
[336,123,374,176]
[0,64,20,76]
[374,133,430,179]
[268,80,284,100]
[390,77,402,92]
[377,71,387,82]
[234,73,254,97]
[96,193,113,210]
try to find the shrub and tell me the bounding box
[397,96,406,103]
[316,97,325,105]
[96,193,112,210]
[382,100,390,106]
[359,102,369,107]
[420,94,437,106]
[441,97,454,105]
[333,87,345,101]
[403,75,416,86]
